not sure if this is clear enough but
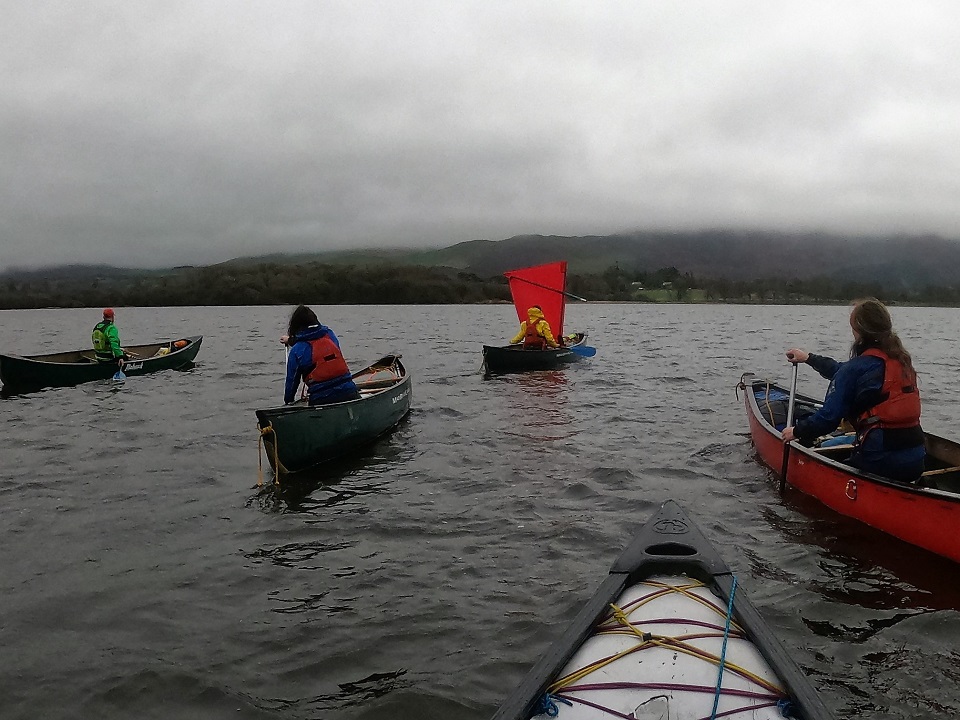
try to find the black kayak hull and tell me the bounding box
[482,333,587,374]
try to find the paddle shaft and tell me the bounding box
[779,362,799,492]
[507,276,587,302]
[785,362,798,427]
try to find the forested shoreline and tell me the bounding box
[1,261,959,309]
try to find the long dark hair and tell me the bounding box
[850,297,916,379]
[287,305,319,338]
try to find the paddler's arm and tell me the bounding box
[792,363,858,441]
[540,322,559,348]
[806,353,841,381]
[509,323,526,344]
[107,324,124,358]
[283,351,301,404]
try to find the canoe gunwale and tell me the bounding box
[7,335,203,364]
[256,355,408,418]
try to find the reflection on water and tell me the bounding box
[768,490,960,613]
[283,670,411,714]
[484,370,576,442]
[245,539,357,568]
[249,414,415,510]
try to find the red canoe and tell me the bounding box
[740,372,960,564]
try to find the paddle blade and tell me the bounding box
[570,345,596,357]
[113,370,126,381]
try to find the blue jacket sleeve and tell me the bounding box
[793,360,857,441]
[284,347,304,404]
[806,353,840,380]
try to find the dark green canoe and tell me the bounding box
[482,332,588,374]
[256,355,412,481]
[0,336,203,392]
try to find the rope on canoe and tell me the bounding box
[543,579,788,718]
[763,381,776,426]
[257,424,280,487]
[531,693,572,717]
[709,574,738,720]
[777,697,797,717]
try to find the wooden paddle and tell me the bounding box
[779,361,799,492]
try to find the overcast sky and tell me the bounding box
[3,1,960,270]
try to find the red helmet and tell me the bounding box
[103,308,115,318]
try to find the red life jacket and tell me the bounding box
[856,348,921,430]
[523,320,546,349]
[305,335,350,385]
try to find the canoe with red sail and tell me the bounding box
[740,371,960,564]
[482,261,593,374]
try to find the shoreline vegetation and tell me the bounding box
[2,261,960,309]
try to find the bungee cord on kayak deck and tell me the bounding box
[531,693,572,717]
[710,575,739,720]
[539,579,791,719]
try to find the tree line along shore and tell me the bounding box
[1,261,958,309]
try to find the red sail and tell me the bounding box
[504,261,567,338]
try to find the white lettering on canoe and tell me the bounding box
[392,388,410,404]
[124,362,143,371]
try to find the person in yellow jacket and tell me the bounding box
[510,306,560,350]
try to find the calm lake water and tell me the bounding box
[1,303,959,720]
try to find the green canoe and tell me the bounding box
[256,355,412,482]
[0,336,203,393]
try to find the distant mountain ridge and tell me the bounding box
[4,231,959,290]
[222,231,960,289]
[415,231,960,290]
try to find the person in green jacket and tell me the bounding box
[92,308,126,366]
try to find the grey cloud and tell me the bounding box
[3,1,960,270]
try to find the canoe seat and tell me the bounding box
[921,465,960,478]
[355,379,399,390]
[354,373,400,390]
[813,443,853,458]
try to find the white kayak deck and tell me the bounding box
[533,575,791,720]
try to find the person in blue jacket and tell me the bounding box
[280,305,359,406]
[781,298,924,483]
